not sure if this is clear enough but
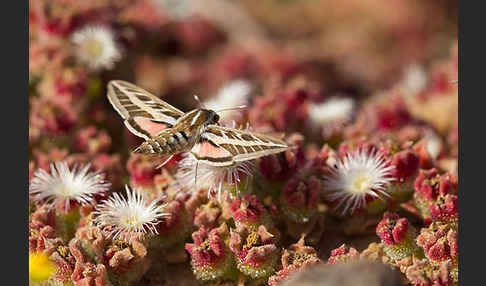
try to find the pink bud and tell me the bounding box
[328,244,359,264]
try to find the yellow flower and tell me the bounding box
[29,252,56,283]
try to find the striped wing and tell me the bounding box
[191,125,290,166]
[107,80,185,139]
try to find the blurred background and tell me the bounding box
[29,0,458,169]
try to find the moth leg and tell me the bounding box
[155,155,175,169]
[195,160,199,187]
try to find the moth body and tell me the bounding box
[134,108,219,155]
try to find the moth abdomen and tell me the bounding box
[133,142,154,154]
[137,131,193,155]
[133,139,162,155]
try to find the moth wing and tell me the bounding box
[190,139,235,167]
[107,80,184,139]
[190,125,289,166]
[123,117,170,140]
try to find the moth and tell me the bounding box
[106,80,290,168]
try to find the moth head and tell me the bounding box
[200,109,220,126]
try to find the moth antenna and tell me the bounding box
[299,233,307,242]
[215,105,247,113]
[156,155,174,169]
[193,95,206,109]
